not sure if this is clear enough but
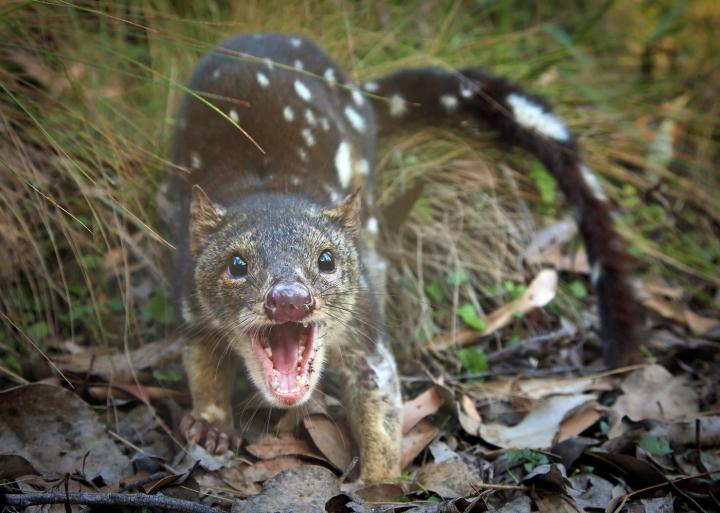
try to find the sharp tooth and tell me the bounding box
[265,347,272,357]
[296,374,302,381]
[299,343,305,353]
[302,321,308,328]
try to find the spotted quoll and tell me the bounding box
[168,33,643,481]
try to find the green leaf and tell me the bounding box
[27,321,49,340]
[424,281,444,303]
[529,163,556,204]
[153,368,183,383]
[568,280,588,299]
[412,198,433,225]
[144,289,175,325]
[106,297,124,313]
[80,254,103,269]
[446,269,470,286]
[639,435,672,457]
[458,303,487,331]
[456,347,488,373]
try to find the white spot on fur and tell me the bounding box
[256,72,270,88]
[580,164,608,201]
[298,148,308,162]
[293,59,304,70]
[507,93,569,141]
[323,68,337,86]
[357,159,370,175]
[190,152,201,169]
[325,185,342,203]
[301,128,316,147]
[283,105,295,122]
[335,141,352,188]
[229,109,239,122]
[212,68,221,80]
[319,117,330,131]
[440,94,459,111]
[389,94,407,118]
[352,89,364,106]
[591,262,602,287]
[460,87,473,98]
[294,80,312,101]
[363,81,379,92]
[344,106,365,133]
[181,299,193,322]
[304,109,317,126]
[368,343,398,396]
[290,37,302,48]
[200,404,227,423]
[367,217,379,234]
[263,57,274,70]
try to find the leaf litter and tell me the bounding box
[2,4,720,513]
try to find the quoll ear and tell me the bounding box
[325,188,361,233]
[190,185,226,253]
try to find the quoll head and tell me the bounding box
[189,185,362,407]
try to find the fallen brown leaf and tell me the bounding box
[556,405,602,444]
[430,269,558,350]
[415,458,481,498]
[246,432,326,462]
[401,419,439,469]
[304,414,355,471]
[402,386,445,434]
[481,394,597,449]
[0,383,130,485]
[610,365,698,433]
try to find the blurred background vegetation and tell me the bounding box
[0,0,718,382]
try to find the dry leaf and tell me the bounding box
[683,308,720,335]
[401,419,439,469]
[415,458,481,498]
[402,386,445,434]
[0,383,130,484]
[524,218,589,274]
[556,405,602,444]
[53,336,184,381]
[533,494,586,513]
[430,269,558,350]
[246,432,325,462]
[481,394,597,448]
[353,483,406,503]
[221,456,303,494]
[233,465,339,513]
[304,414,355,471]
[611,364,699,429]
[473,375,612,402]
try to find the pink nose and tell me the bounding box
[264,282,314,322]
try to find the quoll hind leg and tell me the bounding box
[336,343,403,482]
[182,339,241,453]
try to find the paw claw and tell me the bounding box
[180,414,240,455]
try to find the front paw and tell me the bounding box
[180,414,241,454]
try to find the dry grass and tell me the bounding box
[1,1,718,376]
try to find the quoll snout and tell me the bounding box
[264,281,315,322]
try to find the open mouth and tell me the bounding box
[252,322,316,405]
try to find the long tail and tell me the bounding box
[366,67,643,366]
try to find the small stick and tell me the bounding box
[0,491,224,513]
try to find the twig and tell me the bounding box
[0,491,224,513]
[611,470,716,513]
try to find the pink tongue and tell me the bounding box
[269,324,301,373]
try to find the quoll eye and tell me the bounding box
[317,250,336,273]
[227,255,248,279]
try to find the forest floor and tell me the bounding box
[1,1,719,512]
